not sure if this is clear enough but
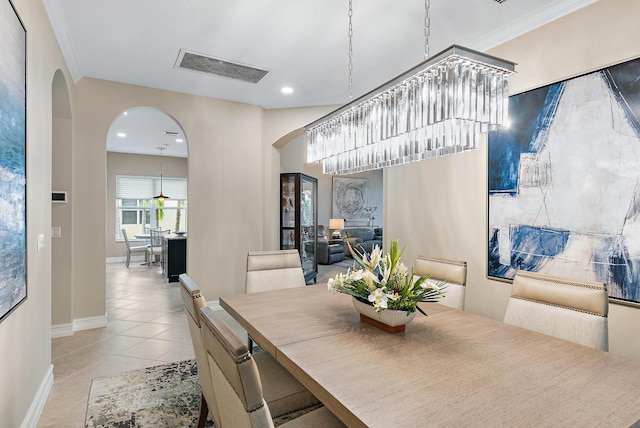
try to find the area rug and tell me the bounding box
[85,359,214,427]
[334,259,356,268]
[85,359,322,427]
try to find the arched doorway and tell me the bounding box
[105,107,189,264]
[51,69,73,335]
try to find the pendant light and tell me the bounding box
[153,146,169,201]
[305,0,516,175]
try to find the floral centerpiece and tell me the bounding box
[328,239,447,318]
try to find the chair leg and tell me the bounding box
[196,393,209,428]
[125,250,130,268]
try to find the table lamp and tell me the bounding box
[329,218,345,239]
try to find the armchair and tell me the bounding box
[317,225,345,265]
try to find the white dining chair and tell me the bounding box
[245,249,306,350]
[179,274,221,428]
[146,228,169,268]
[198,305,346,427]
[245,249,306,293]
[122,228,148,268]
[414,255,467,310]
[503,270,609,351]
[179,274,321,426]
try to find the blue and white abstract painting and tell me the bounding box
[0,0,26,322]
[489,57,640,304]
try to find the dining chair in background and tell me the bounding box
[245,250,306,293]
[179,274,321,427]
[245,249,306,350]
[198,305,346,427]
[147,228,169,268]
[122,228,148,268]
[503,270,609,351]
[414,255,467,310]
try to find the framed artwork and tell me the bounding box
[0,0,27,323]
[488,56,640,305]
[332,177,368,224]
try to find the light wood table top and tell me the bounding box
[220,285,640,427]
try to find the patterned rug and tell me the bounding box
[85,359,322,427]
[85,359,214,427]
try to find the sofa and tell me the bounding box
[317,225,346,265]
[340,227,383,257]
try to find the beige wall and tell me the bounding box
[279,134,385,232]
[0,0,71,426]
[386,0,640,361]
[70,79,333,312]
[6,0,640,425]
[106,152,188,258]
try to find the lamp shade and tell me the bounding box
[329,218,345,230]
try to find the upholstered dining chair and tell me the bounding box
[122,228,148,268]
[503,270,609,351]
[179,274,320,428]
[198,305,346,427]
[245,249,306,350]
[179,274,221,428]
[245,249,306,293]
[414,255,467,310]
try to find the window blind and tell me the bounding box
[116,176,187,200]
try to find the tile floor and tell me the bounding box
[37,260,349,427]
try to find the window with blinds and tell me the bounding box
[116,175,188,241]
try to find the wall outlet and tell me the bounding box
[52,227,62,238]
[37,234,45,252]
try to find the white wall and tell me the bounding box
[386,0,640,361]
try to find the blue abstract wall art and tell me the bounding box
[488,56,640,305]
[0,0,26,322]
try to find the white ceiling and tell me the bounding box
[43,0,597,157]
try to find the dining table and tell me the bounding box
[220,284,640,427]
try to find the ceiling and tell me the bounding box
[43,0,596,157]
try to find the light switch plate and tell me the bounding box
[37,234,45,251]
[52,227,61,238]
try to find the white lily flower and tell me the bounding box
[386,291,400,301]
[368,288,388,311]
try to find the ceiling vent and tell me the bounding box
[175,49,269,84]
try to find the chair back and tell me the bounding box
[504,270,609,350]
[122,228,132,247]
[414,255,467,310]
[317,225,327,241]
[149,228,169,247]
[178,274,220,428]
[199,306,275,428]
[245,250,305,293]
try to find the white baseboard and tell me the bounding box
[74,315,108,331]
[106,255,146,264]
[52,315,108,338]
[21,364,53,428]
[51,323,73,338]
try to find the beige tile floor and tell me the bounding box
[37,260,349,428]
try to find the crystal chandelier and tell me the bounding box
[305,1,515,175]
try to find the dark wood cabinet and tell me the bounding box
[280,173,317,284]
[162,236,187,283]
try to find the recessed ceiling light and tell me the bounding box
[176,138,184,143]
[281,86,294,94]
[116,132,126,138]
